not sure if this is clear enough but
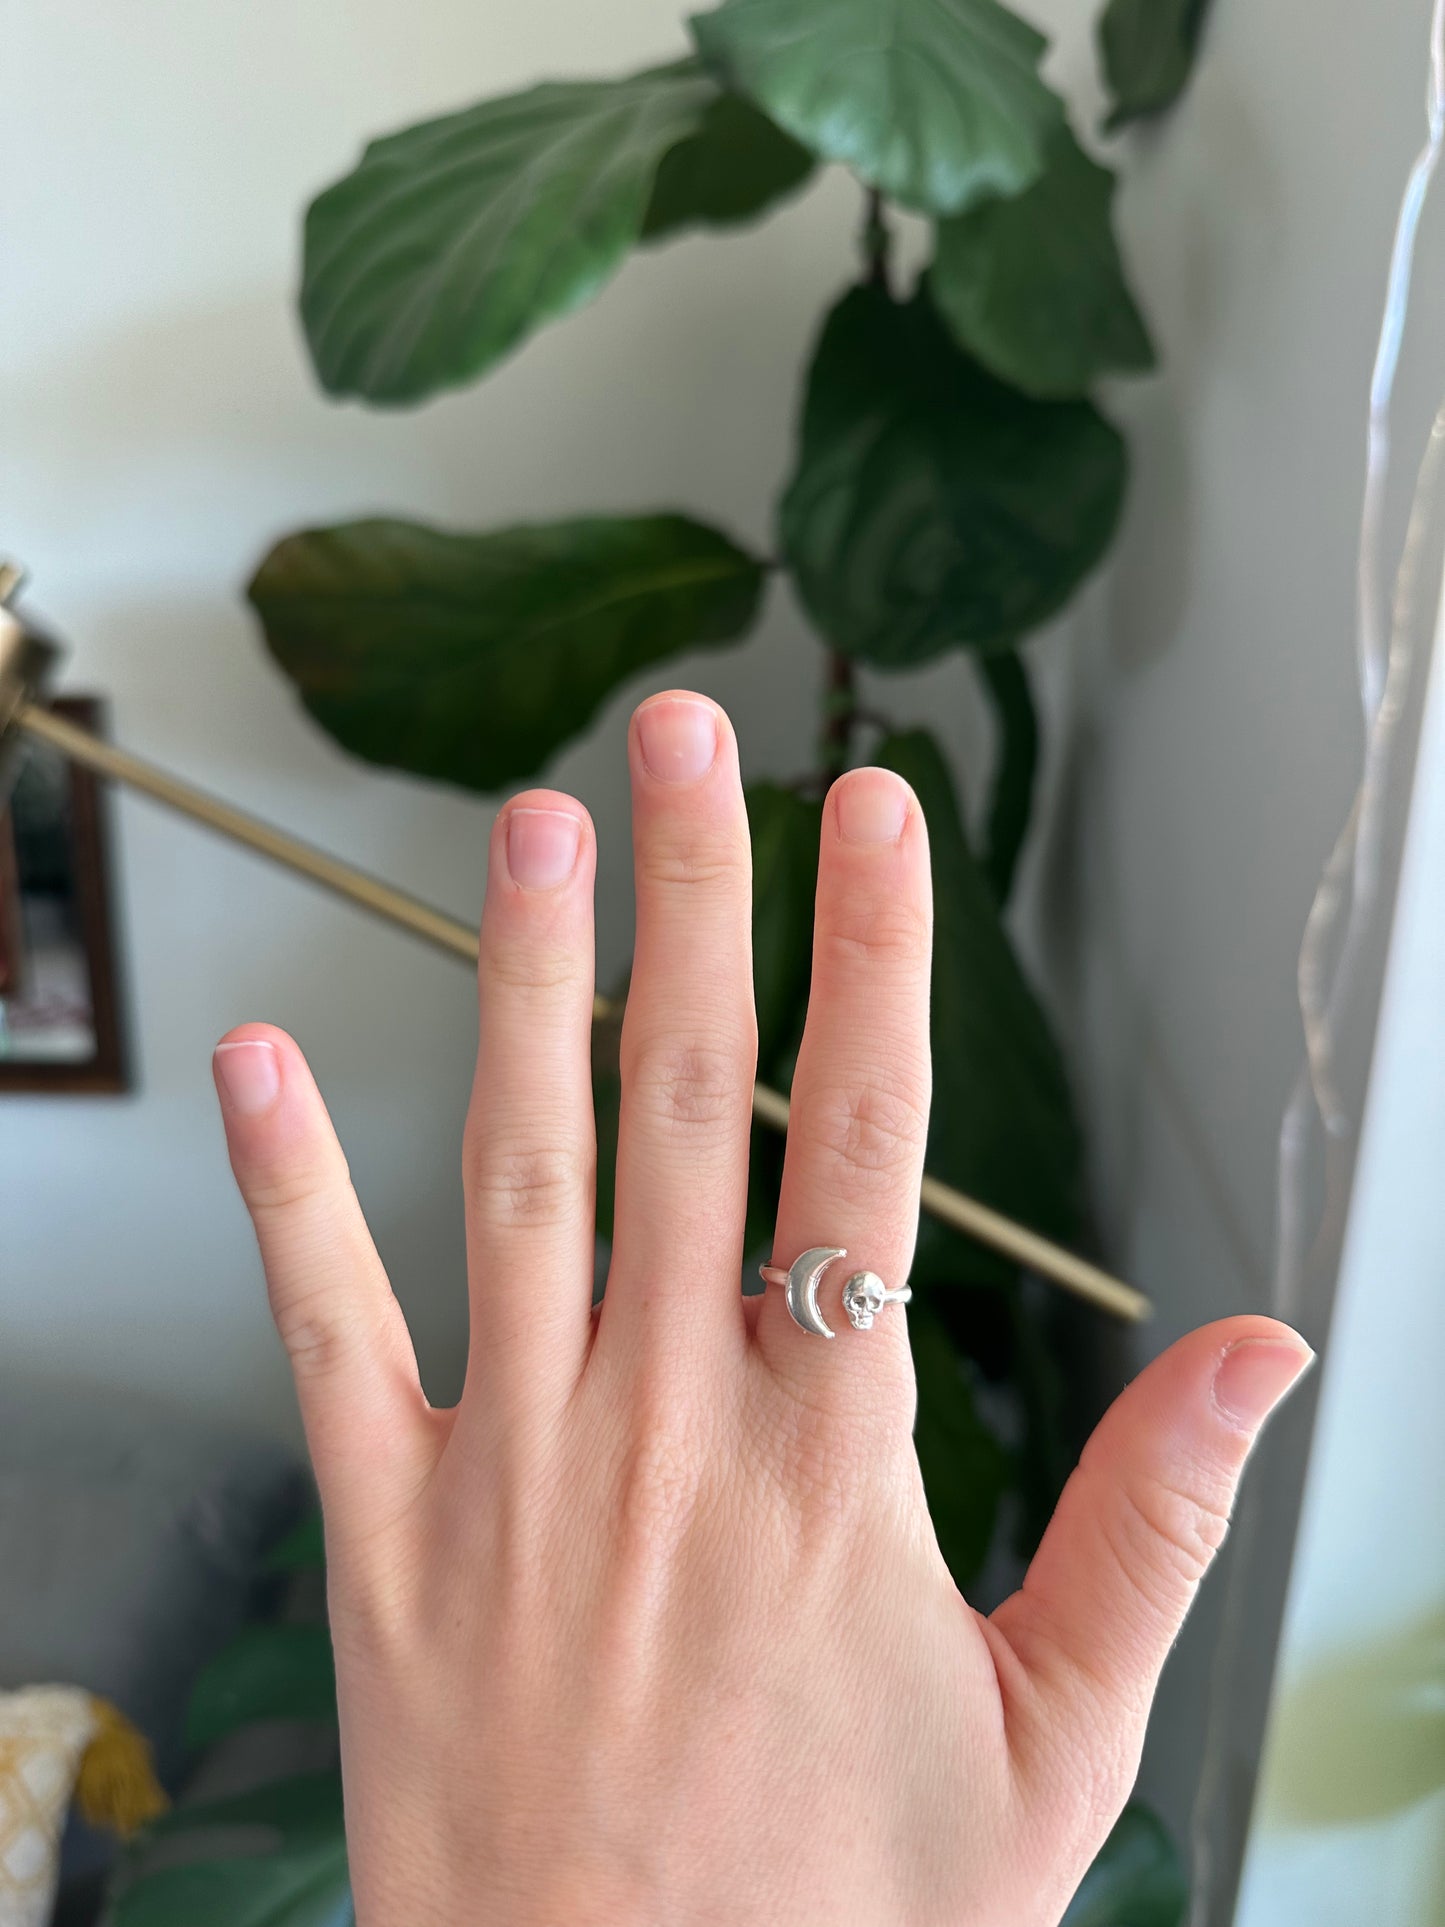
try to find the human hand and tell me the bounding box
[212,691,1311,1926]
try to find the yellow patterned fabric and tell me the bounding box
[0,1686,98,1927]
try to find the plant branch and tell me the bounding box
[819,651,858,781]
[861,187,892,290]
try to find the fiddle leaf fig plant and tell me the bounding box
[116,3,1215,1921]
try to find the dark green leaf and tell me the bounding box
[249,516,765,792]
[642,92,814,240]
[931,125,1154,398]
[140,1773,345,1845]
[690,0,1062,215]
[744,783,822,1255]
[911,1299,1009,1590]
[302,61,716,404]
[1098,0,1213,131]
[746,783,821,1075]
[742,1102,790,1265]
[1009,1289,1072,1557]
[116,1854,350,1927]
[265,1511,325,1573]
[114,1772,349,1927]
[876,729,1083,1281]
[1062,1802,1188,1926]
[779,283,1127,666]
[933,1279,1019,1381]
[187,1625,336,1751]
[977,649,1038,906]
[591,971,629,1247]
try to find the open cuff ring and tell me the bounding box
[759,1246,912,1340]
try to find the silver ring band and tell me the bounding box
[760,1245,912,1339]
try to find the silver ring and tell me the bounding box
[759,1245,912,1339]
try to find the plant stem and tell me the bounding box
[861,187,892,289]
[819,652,858,780]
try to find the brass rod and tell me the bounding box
[14,698,1150,1323]
[17,701,487,969]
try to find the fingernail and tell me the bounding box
[214,1039,281,1116]
[635,696,719,784]
[1213,1336,1315,1433]
[506,807,581,891]
[835,769,910,845]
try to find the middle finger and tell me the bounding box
[602,692,757,1359]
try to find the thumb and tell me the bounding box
[991,1316,1313,1800]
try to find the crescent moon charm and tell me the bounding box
[772,1245,847,1339]
[759,1249,913,1338]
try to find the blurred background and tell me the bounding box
[2,1,1443,1923]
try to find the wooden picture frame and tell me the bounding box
[0,695,129,1094]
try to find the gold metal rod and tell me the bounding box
[17,700,487,969]
[14,698,1150,1323]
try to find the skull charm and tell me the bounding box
[840,1269,911,1331]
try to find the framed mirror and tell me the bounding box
[0,694,129,1093]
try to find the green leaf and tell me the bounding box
[301,61,717,404]
[876,729,1083,1282]
[910,1299,1009,1590]
[690,0,1063,215]
[1062,1803,1188,1926]
[746,783,821,1076]
[1097,0,1213,131]
[779,283,1127,666]
[744,783,822,1254]
[187,1625,336,1751]
[642,92,814,240]
[141,1773,345,1844]
[977,649,1038,906]
[931,125,1154,398]
[1009,1288,1072,1557]
[249,516,765,793]
[591,970,628,1247]
[265,1511,325,1573]
[114,1775,350,1927]
[116,1853,350,1927]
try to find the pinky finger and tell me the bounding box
[213,1024,434,1523]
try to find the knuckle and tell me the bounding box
[623,1036,751,1133]
[607,1413,703,1561]
[269,1285,354,1381]
[245,1154,347,1218]
[479,933,582,997]
[817,897,931,972]
[465,1138,589,1232]
[637,836,746,893]
[799,1075,929,1188]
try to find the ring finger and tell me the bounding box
[757,766,932,1417]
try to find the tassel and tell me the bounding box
[75,1696,170,1838]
